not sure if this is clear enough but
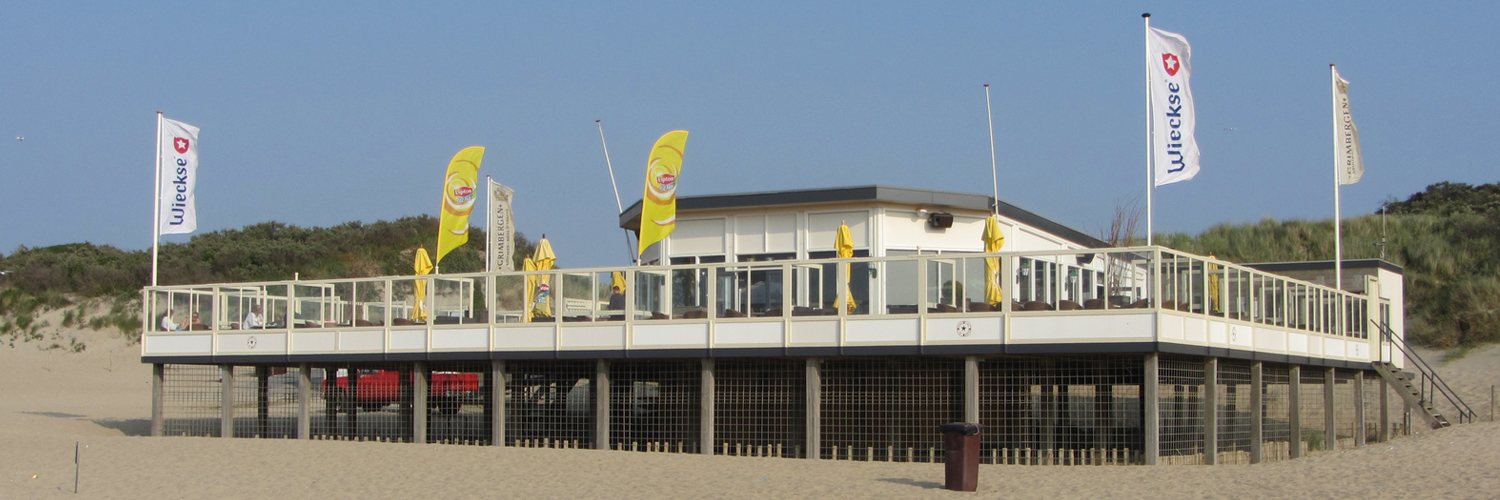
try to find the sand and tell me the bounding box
[4,312,1499,499]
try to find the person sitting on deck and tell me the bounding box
[242,305,265,329]
[607,286,626,310]
[159,312,181,332]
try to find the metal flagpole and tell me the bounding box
[596,120,637,264]
[1143,13,1155,246]
[984,84,999,215]
[485,175,494,273]
[1330,64,1342,289]
[151,111,163,287]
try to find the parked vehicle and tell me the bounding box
[322,369,479,414]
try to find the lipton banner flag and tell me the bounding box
[436,146,485,264]
[157,118,200,235]
[1333,67,1364,185]
[1148,26,1200,186]
[637,130,689,255]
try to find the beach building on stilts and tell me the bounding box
[140,185,1466,465]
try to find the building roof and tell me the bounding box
[618,185,1110,248]
[1245,259,1404,275]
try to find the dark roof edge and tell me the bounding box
[1244,259,1403,275]
[617,185,1109,249]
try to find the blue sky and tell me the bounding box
[1,1,1496,267]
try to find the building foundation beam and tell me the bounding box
[1249,361,1263,464]
[806,358,821,460]
[1204,357,1218,465]
[1144,353,1159,465]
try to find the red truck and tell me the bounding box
[323,369,480,415]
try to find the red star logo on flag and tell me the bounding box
[1161,53,1181,77]
[174,137,190,154]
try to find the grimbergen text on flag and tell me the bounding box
[157,118,200,235]
[436,147,485,264]
[1333,67,1364,185]
[1148,27,1200,186]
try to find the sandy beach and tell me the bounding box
[4,313,1499,499]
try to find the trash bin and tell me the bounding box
[939,422,983,492]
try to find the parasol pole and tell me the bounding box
[984,84,1000,215]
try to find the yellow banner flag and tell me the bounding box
[436,146,484,264]
[638,131,688,255]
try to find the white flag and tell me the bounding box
[1148,26,1200,186]
[487,178,516,272]
[157,118,200,235]
[1333,68,1364,185]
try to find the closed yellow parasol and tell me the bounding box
[835,221,857,314]
[982,215,1006,306]
[527,236,557,319]
[412,247,433,322]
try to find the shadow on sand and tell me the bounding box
[92,418,152,436]
[876,478,944,490]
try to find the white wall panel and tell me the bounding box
[767,214,797,252]
[219,333,287,353]
[291,332,335,353]
[714,321,783,346]
[340,330,385,351]
[846,318,919,343]
[1010,314,1154,341]
[390,329,426,351]
[560,325,626,349]
[926,317,1002,342]
[808,211,868,251]
[144,334,212,354]
[632,323,708,347]
[734,215,766,254]
[432,328,488,350]
[789,320,839,345]
[494,326,556,350]
[669,218,726,256]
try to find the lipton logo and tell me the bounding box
[656,173,676,189]
[453,186,474,199]
[173,137,190,154]
[1161,53,1181,76]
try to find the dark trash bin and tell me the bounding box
[939,422,982,492]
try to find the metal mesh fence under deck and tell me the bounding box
[979,356,1142,465]
[715,359,805,458]
[1159,357,1205,465]
[1335,370,1358,449]
[310,363,413,443]
[1362,372,1382,444]
[610,360,700,454]
[507,361,593,449]
[426,362,492,445]
[821,357,962,462]
[230,366,298,439]
[1299,369,1327,453]
[1216,360,1253,464]
[162,364,222,437]
[1260,364,1293,462]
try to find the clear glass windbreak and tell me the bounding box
[495,275,526,323]
[596,271,626,321]
[790,263,834,316]
[556,272,598,322]
[717,264,782,318]
[881,259,919,314]
[432,276,479,324]
[390,278,425,325]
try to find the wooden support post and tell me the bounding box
[220,365,234,438]
[297,363,311,440]
[150,364,165,437]
[701,358,715,455]
[1378,377,1389,442]
[1324,367,1336,451]
[491,360,505,446]
[1288,365,1301,458]
[1249,361,1263,464]
[806,358,821,460]
[595,360,610,450]
[1354,371,1366,447]
[413,362,428,445]
[964,356,980,423]
[346,363,358,439]
[256,366,270,438]
[1144,353,1159,465]
[1204,357,1218,465]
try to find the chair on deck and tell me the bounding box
[1023,301,1055,311]
[1082,299,1105,310]
[1056,300,1082,311]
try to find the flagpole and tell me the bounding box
[1330,63,1342,289]
[1143,13,1155,246]
[485,175,494,273]
[984,84,999,215]
[151,111,163,287]
[597,120,638,264]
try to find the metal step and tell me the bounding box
[1371,362,1451,429]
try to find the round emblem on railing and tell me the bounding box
[957,321,973,337]
[247,336,258,349]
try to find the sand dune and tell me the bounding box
[3,314,1498,499]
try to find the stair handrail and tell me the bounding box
[1373,320,1478,424]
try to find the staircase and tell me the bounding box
[1371,321,1477,429]
[1370,361,1450,429]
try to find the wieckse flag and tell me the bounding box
[158,118,200,235]
[1148,26,1200,186]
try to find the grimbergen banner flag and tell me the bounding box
[157,117,200,235]
[1147,26,1200,186]
[637,130,688,255]
[487,178,516,272]
[1332,67,1364,185]
[436,146,484,264]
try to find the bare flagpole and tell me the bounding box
[151,111,163,286]
[597,120,637,263]
[1143,13,1155,246]
[984,84,1000,214]
[1330,63,1344,289]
